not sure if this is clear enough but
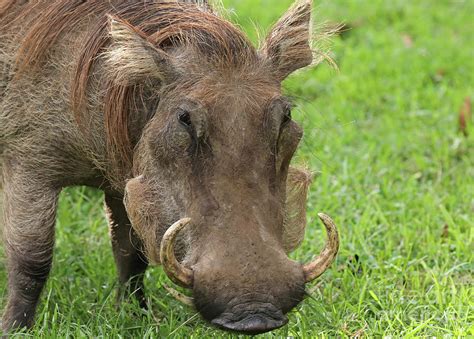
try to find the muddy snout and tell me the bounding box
[209,295,289,334]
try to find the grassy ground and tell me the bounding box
[1,0,473,337]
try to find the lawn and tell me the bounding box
[1,0,473,337]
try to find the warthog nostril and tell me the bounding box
[212,314,288,334]
[210,307,288,334]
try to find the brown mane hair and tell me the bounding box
[3,0,257,174]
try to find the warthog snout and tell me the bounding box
[213,312,288,334]
[210,297,289,334]
[191,258,305,335]
[159,216,339,333]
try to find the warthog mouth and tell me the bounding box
[209,295,289,334]
[211,309,288,334]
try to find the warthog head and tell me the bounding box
[104,0,339,334]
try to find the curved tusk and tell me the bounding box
[160,218,194,288]
[163,284,195,307]
[302,213,339,282]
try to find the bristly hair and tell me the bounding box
[283,166,313,253]
[3,0,257,179]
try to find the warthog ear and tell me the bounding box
[261,0,313,80]
[105,16,176,85]
[283,166,313,253]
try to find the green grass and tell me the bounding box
[1,0,474,337]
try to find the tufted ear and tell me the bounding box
[282,167,313,253]
[261,0,313,80]
[104,16,176,85]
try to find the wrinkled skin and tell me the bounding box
[0,0,338,334]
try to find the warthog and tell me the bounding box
[0,0,339,334]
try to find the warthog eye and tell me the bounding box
[178,109,192,128]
